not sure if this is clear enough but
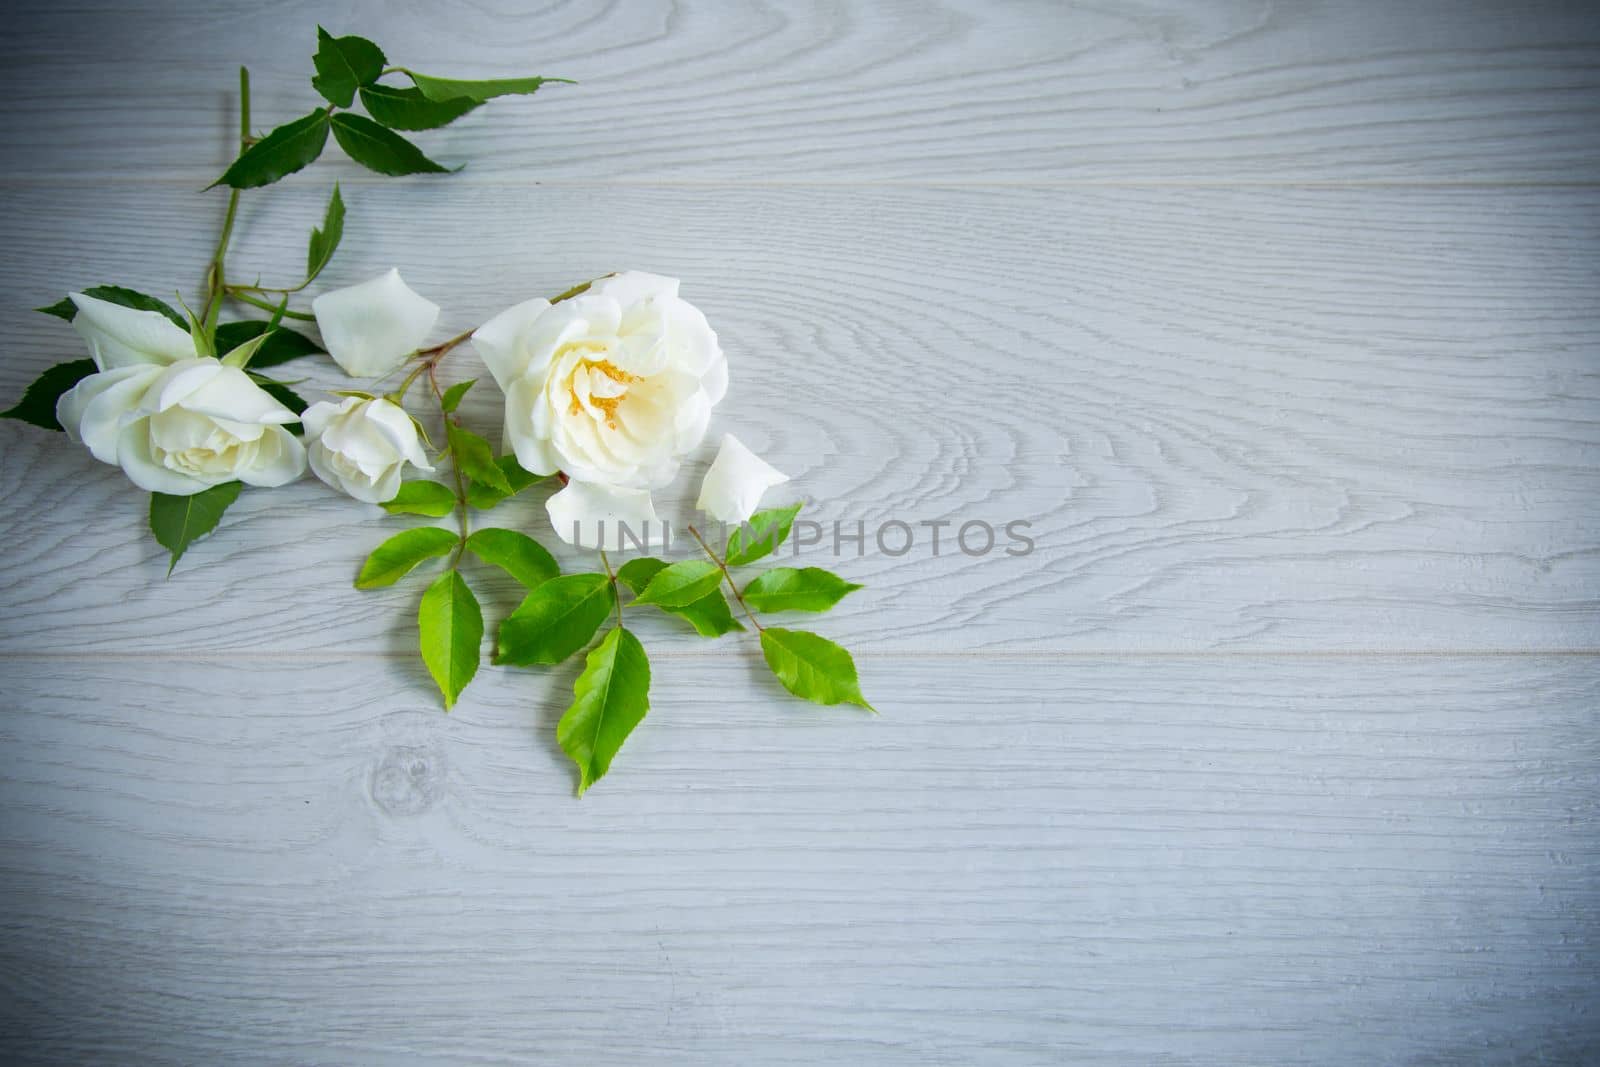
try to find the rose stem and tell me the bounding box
[598,548,624,630]
[687,525,763,632]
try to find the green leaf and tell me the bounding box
[330,112,450,176]
[759,628,874,710]
[465,455,542,509]
[305,183,345,282]
[726,503,803,567]
[359,83,480,130]
[464,527,559,589]
[447,422,510,494]
[37,285,188,330]
[494,572,614,666]
[616,557,743,637]
[440,378,475,414]
[743,567,862,613]
[632,560,723,608]
[355,526,458,588]
[405,71,573,104]
[418,568,482,709]
[149,481,243,576]
[382,480,457,517]
[1,360,96,431]
[214,321,323,369]
[216,110,332,189]
[310,27,387,107]
[558,626,650,795]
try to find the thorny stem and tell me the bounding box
[598,548,624,629]
[687,525,763,632]
[202,66,250,336]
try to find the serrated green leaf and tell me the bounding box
[495,572,614,666]
[330,112,450,176]
[355,526,458,588]
[758,628,873,711]
[305,183,345,283]
[633,560,723,608]
[419,568,481,709]
[465,455,542,509]
[614,557,743,637]
[215,110,332,189]
[440,378,475,414]
[743,567,862,613]
[726,503,802,567]
[447,422,510,494]
[614,557,667,592]
[1,360,97,431]
[311,27,386,107]
[214,320,323,369]
[36,286,187,330]
[149,481,243,575]
[382,480,457,517]
[464,527,558,589]
[558,626,650,796]
[359,83,480,130]
[406,71,573,104]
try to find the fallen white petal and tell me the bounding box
[697,433,789,524]
[546,479,659,551]
[312,269,440,378]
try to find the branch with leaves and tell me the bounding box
[2,26,872,795]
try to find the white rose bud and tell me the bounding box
[302,396,434,504]
[311,268,440,378]
[471,271,728,491]
[55,293,306,496]
[697,433,789,525]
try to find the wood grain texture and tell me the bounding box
[2,0,1599,1061]
[0,0,1597,183]
[0,183,1595,653]
[0,656,1596,1065]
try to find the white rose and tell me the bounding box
[312,269,440,377]
[55,293,306,496]
[471,272,728,548]
[302,396,434,504]
[697,433,789,524]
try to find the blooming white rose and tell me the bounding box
[698,433,789,524]
[303,396,434,504]
[472,271,728,488]
[471,271,727,548]
[312,268,440,377]
[55,293,306,495]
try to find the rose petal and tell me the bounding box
[56,365,161,463]
[115,419,217,495]
[545,480,659,551]
[470,295,552,389]
[697,433,789,524]
[69,292,196,371]
[312,269,440,378]
[238,426,307,488]
[588,271,679,308]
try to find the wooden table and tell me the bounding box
[1,1,1596,1062]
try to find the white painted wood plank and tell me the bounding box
[0,655,1595,1064]
[0,0,1597,183]
[1,184,1595,653]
